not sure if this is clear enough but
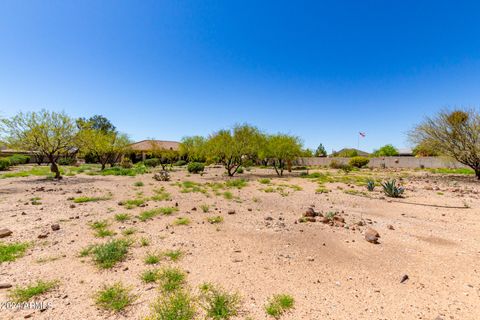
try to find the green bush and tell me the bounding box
[349,156,369,168]
[0,158,11,171]
[144,158,160,167]
[174,160,187,166]
[236,167,244,174]
[8,154,30,165]
[187,162,205,174]
[120,158,133,169]
[57,157,75,165]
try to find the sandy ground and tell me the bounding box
[0,165,479,320]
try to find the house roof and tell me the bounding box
[129,140,180,152]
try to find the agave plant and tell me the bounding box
[381,179,404,198]
[366,179,375,191]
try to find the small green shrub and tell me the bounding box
[164,250,183,262]
[74,196,110,203]
[174,160,188,166]
[134,181,144,187]
[381,179,404,198]
[138,207,178,222]
[9,280,58,303]
[366,179,375,191]
[223,191,233,200]
[158,267,186,292]
[207,216,223,224]
[187,162,205,174]
[8,154,30,165]
[120,158,133,168]
[225,179,247,189]
[86,239,131,269]
[174,217,191,226]
[147,290,196,320]
[265,294,294,318]
[236,167,244,174]
[144,158,161,167]
[200,204,210,213]
[57,157,75,165]
[114,213,131,222]
[95,282,135,312]
[140,237,150,247]
[0,242,29,263]
[145,252,161,265]
[0,158,11,171]
[120,198,145,209]
[122,228,136,236]
[258,178,271,184]
[200,284,241,320]
[349,156,369,168]
[141,269,160,283]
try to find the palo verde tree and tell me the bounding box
[149,140,178,170]
[179,136,206,162]
[77,128,131,170]
[409,108,480,179]
[205,124,264,176]
[0,110,78,179]
[372,144,399,157]
[264,134,303,176]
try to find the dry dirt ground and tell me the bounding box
[0,165,479,320]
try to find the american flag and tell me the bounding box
[359,132,366,138]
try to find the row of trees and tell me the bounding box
[0,110,131,178]
[179,124,305,176]
[1,108,479,179]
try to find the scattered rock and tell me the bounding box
[51,224,60,231]
[0,283,12,289]
[227,210,236,215]
[69,204,76,208]
[387,224,394,230]
[38,232,49,239]
[304,207,316,217]
[265,216,273,221]
[0,228,13,238]
[306,256,315,262]
[364,228,380,244]
[400,274,409,283]
[191,207,197,211]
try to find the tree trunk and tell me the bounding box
[101,163,106,170]
[50,161,61,179]
[476,169,480,180]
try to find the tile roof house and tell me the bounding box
[128,140,180,161]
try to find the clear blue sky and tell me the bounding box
[1,1,479,152]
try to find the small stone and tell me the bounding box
[304,207,316,217]
[191,207,197,211]
[69,204,76,208]
[387,224,394,230]
[38,232,49,239]
[0,283,12,289]
[227,210,236,215]
[265,216,273,221]
[0,228,13,238]
[51,224,60,231]
[307,256,315,262]
[400,274,409,283]
[364,228,380,244]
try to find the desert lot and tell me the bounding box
[0,165,479,320]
